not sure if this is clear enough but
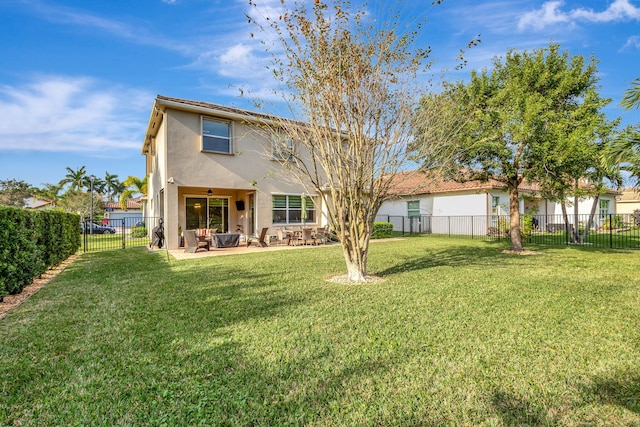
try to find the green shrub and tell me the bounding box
[0,206,79,296]
[371,222,393,239]
[497,217,510,235]
[603,215,625,230]
[131,226,147,238]
[521,214,533,241]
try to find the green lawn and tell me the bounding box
[1,237,639,426]
[82,231,150,252]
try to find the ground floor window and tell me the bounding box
[186,197,229,232]
[272,194,315,224]
[491,196,501,215]
[407,200,420,217]
[599,199,610,218]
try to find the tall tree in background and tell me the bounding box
[537,122,621,243]
[621,77,640,110]
[83,175,106,197]
[60,166,87,192]
[414,44,611,252]
[611,77,640,186]
[120,176,147,210]
[247,0,476,282]
[0,179,32,207]
[104,172,121,202]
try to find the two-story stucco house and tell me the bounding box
[142,95,324,249]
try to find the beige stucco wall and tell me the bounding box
[145,105,320,249]
[617,201,640,215]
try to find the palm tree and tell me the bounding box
[112,181,127,201]
[120,175,147,210]
[616,77,640,186]
[83,175,106,196]
[104,172,121,202]
[59,166,87,192]
[621,77,640,110]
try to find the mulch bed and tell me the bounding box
[0,254,79,320]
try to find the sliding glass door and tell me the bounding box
[186,197,229,232]
[208,198,229,232]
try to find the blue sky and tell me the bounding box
[1,0,639,188]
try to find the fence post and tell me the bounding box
[609,214,613,249]
[83,220,87,253]
[471,216,474,239]
[122,218,126,249]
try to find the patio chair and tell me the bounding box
[293,227,316,246]
[274,228,290,246]
[184,229,210,253]
[314,226,328,244]
[247,227,269,247]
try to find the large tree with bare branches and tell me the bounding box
[247,0,474,282]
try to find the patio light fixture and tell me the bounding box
[207,189,212,196]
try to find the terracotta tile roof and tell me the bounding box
[105,196,142,210]
[386,171,541,196]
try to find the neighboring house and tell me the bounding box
[615,187,640,215]
[142,95,325,249]
[378,171,619,233]
[24,197,55,209]
[103,197,143,225]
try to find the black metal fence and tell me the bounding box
[375,213,640,250]
[81,217,162,252]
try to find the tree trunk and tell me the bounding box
[509,186,523,251]
[560,202,573,243]
[580,194,600,243]
[573,183,580,243]
[340,227,370,283]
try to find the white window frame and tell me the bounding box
[599,199,610,218]
[407,200,420,218]
[272,194,316,225]
[491,196,501,215]
[271,134,295,161]
[201,117,232,154]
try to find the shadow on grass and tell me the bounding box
[583,370,640,415]
[376,242,525,277]
[490,389,551,426]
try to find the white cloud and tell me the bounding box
[518,0,640,31]
[572,0,640,22]
[217,44,264,78]
[0,76,151,153]
[622,35,640,49]
[517,1,569,31]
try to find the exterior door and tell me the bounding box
[208,198,229,232]
[248,193,255,236]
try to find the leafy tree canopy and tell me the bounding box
[414,43,614,251]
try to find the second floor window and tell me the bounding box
[202,118,232,154]
[271,134,294,161]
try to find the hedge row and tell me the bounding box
[0,207,80,300]
[371,222,394,239]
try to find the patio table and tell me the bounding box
[212,233,240,248]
